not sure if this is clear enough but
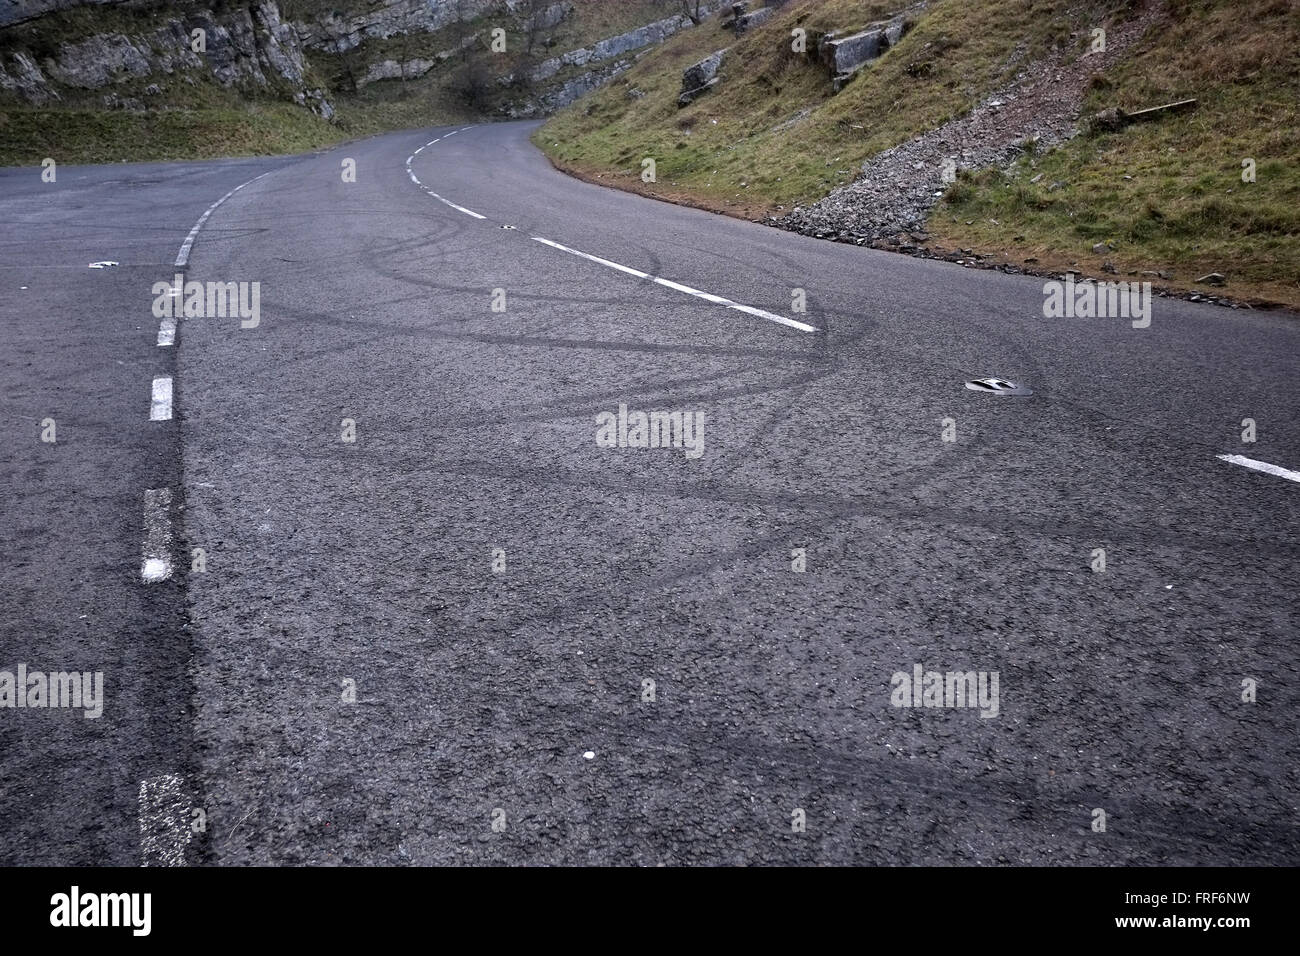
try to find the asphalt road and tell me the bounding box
[1,120,1297,865]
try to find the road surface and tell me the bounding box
[1,121,1297,865]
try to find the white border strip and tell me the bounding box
[1217,454,1300,484]
[141,488,173,583]
[150,376,173,421]
[139,773,191,866]
[530,236,819,333]
[175,171,271,267]
[157,316,176,347]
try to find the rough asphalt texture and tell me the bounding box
[1,120,1297,865]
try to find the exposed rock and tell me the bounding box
[679,48,727,107]
[530,5,724,84]
[819,15,909,89]
[1,0,117,30]
[358,57,437,88]
[1090,107,1124,132]
[1,0,710,123]
[1196,272,1226,286]
[733,7,774,34]
[0,51,59,104]
[296,0,497,53]
[523,1,573,33]
[44,34,153,89]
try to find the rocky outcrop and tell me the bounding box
[1,1,334,115]
[0,0,719,121]
[296,0,497,54]
[733,7,774,34]
[679,48,727,106]
[818,15,909,90]
[0,0,116,29]
[528,5,724,84]
[0,49,55,102]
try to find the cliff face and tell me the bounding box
[1,1,334,114]
[0,0,722,120]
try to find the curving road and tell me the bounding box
[1,120,1298,865]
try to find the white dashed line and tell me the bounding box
[405,130,487,219]
[141,488,173,583]
[150,376,173,421]
[406,128,813,332]
[530,236,820,333]
[430,194,486,219]
[1217,454,1300,484]
[157,316,176,347]
[139,774,192,866]
[175,171,271,268]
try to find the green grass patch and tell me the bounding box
[933,0,1300,308]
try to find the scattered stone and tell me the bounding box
[1196,272,1226,285]
[679,48,727,107]
[733,7,774,34]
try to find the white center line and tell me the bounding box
[150,376,173,421]
[405,134,486,219]
[175,170,272,268]
[530,236,820,333]
[138,773,191,866]
[141,488,173,583]
[157,316,176,347]
[1216,454,1300,484]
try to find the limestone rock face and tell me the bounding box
[0,0,724,120]
[1,1,327,112]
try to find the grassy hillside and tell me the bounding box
[935,0,1300,308]
[537,0,1300,310]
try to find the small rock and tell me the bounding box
[1196,272,1226,286]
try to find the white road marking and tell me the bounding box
[88,260,119,268]
[139,774,191,866]
[429,193,487,219]
[150,376,173,421]
[141,488,173,583]
[1217,454,1300,484]
[530,236,820,333]
[175,171,271,267]
[405,135,486,219]
[157,316,176,347]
